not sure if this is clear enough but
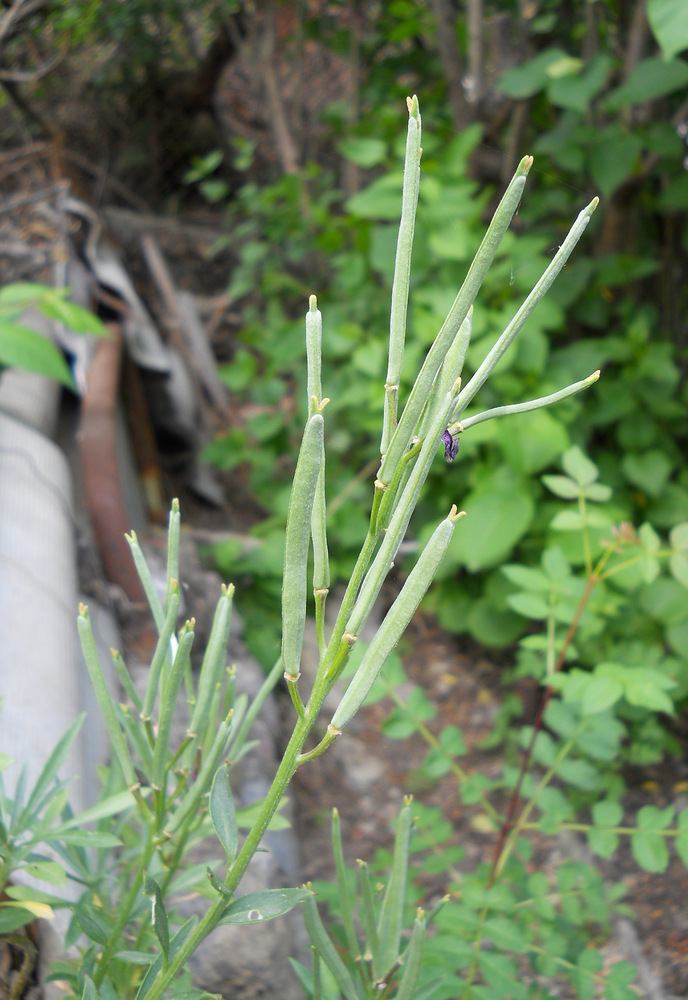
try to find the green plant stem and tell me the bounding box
[144,678,334,1000]
[495,737,576,881]
[93,829,156,987]
[317,523,380,682]
[486,571,598,887]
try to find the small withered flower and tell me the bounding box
[441,429,460,462]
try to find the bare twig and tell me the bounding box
[343,0,363,197]
[623,0,648,82]
[0,184,62,216]
[430,0,470,130]
[0,39,67,82]
[257,0,300,175]
[467,0,484,110]
[141,234,229,418]
[0,0,50,50]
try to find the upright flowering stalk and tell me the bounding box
[131,97,601,1000]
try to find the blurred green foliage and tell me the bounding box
[204,1,688,719]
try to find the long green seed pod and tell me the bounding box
[357,860,381,967]
[311,436,329,594]
[331,809,359,960]
[331,507,463,730]
[395,909,427,1000]
[111,647,142,713]
[458,370,601,431]
[282,413,324,678]
[186,585,234,745]
[379,155,533,486]
[417,308,472,441]
[378,798,413,976]
[165,714,234,836]
[141,585,180,721]
[125,530,165,633]
[453,197,599,420]
[381,94,422,457]
[151,620,195,791]
[306,295,322,412]
[118,703,154,776]
[345,388,458,644]
[165,499,181,611]
[78,605,138,789]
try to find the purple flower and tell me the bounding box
[442,429,460,462]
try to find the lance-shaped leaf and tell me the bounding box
[143,873,170,960]
[135,915,198,1000]
[210,764,238,864]
[302,895,361,1000]
[17,714,84,831]
[81,975,101,1000]
[218,887,313,924]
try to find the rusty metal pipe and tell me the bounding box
[78,323,146,603]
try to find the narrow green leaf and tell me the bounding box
[62,790,135,829]
[19,715,84,828]
[135,916,198,1000]
[78,608,137,788]
[218,887,312,924]
[302,896,361,1000]
[114,951,157,966]
[143,873,170,959]
[74,904,112,947]
[81,975,102,1000]
[210,764,238,863]
[44,829,122,847]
